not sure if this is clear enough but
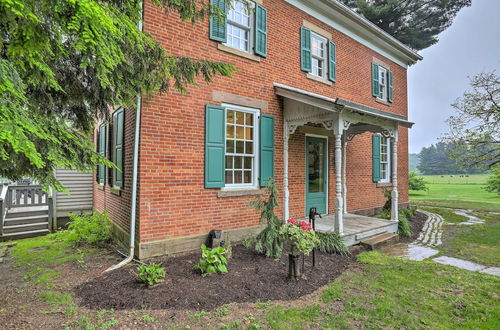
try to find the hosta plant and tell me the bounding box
[136,263,166,287]
[194,244,228,276]
[279,219,320,255]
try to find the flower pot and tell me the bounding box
[288,253,302,279]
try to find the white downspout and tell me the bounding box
[106,3,143,272]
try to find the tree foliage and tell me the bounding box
[417,142,486,175]
[485,165,500,195]
[340,0,471,50]
[0,0,235,189]
[408,171,427,191]
[443,71,500,169]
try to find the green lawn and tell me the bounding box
[410,174,500,212]
[420,174,489,185]
[438,212,500,266]
[264,252,499,329]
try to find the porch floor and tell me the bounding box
[315,213,398,246]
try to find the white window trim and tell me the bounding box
[224,0,255,54]
[310,31,328,79]
[221,103,260,190]
[379,135,391,183]
[378,66,388,101]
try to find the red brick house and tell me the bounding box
[94,0,421,259]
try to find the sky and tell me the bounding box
[408,0,500,154]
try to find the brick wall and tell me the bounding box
[95,0,411,247]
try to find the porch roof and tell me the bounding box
[274,83,414,128]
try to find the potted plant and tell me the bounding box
[280,218,320,279]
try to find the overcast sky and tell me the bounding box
[408,0,500,154]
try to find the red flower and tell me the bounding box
[288,218,296,225]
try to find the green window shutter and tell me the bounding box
[98,124,106,185]
[205,104,225,188]
[107,121,113,185]
[372,63,380,97]
[300,27,312,72]
[254,4,268,57]
[95,131,100,183]
[372,134,381,183]
[113,109,124,188]
[328,40,336,82]
[388,71,393,103]
[259,114,275,186]
[209,0,227,42]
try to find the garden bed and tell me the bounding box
[399,210,428,243]
[75,245,361,311]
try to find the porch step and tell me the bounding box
[4,214,49,226]
[360,232,399,250]
[5,209,48,219]
[1,229,50,240]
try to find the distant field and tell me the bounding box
[420,174,488,184]
[410,174,500,212]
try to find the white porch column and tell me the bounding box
[342,138,347,214]
[283,121,290,221]
[334,133,344,234]
[391,132,399,221]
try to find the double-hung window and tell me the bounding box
[224,105,258,187]
[226,1,253,53]
[311,32,327,78]
[380,136,390,182]
[372,63,393,102]
[204,104,274,189]
[209,0,268,57]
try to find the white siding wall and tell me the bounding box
[55,169,93,217]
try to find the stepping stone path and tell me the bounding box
[416,210,444,247]
[380,210,499,276]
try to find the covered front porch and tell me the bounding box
[275,83,413,243]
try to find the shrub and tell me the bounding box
[194,244,228,276]
[279,219,320,255]
[316,232,349,255]
[136,263,166,287]
[409,171,428,191]
[485,165,500,195]
[397,214,412,237]
[249,179,284,259]
[50,211,112,246]
[401,207,416,219]
[378,209,391,220]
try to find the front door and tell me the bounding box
[306,136,327,215]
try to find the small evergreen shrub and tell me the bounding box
[409,171,428,191]
[485,165,500,195]
[316,232,349,255]
[397,214,412,237]
[194,244,228,276]
[136,263,166,287]
[249,179,284,259]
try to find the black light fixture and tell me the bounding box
[208,229,223,248]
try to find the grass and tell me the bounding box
[420,207,469,223]
[410,173,500,212]
[264,252,500,329]
[439,212,500,266]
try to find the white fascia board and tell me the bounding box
[284,0,422,68]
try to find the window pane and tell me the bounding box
[225,156,233,169]
[245,141,253,154]
[227,110,235,123]
[234,156,243,169]
[226,124,234,138]
[245,113,253,125]
[244,171,252,184]
[226,140,234,153]
[245,127,253,140]
[225,171,233,184]
[236,126,245,139]
[244,157,252,169]
[234,171,243,184]
[308,142,325,193]
[236,111,245,125]
[236,140,244,153]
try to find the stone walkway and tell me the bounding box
[379,209,500,276]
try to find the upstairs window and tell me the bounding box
[209,0,268,57]
[311,32,327,78]
[226,1,253,52]
[372,63,393,103]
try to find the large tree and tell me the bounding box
[443,71,500,169]
[0,0,235,190]
[340,0,471,50]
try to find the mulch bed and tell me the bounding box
[75,245,361,311]
[399,210,428,244]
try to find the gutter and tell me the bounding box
[106,3,143,272]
